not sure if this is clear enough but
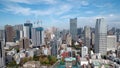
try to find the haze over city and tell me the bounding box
[0,0,120,29]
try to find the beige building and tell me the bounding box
[19,37,30,50]
[107,35,116,51]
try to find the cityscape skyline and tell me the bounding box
[0,0,120,29]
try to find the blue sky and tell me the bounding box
[0,0,120,29]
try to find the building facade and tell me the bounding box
[81,46,88,58]
[32,27,44,47]
[5,25,16,42]
[24,21,33,39]
[94,18,107,54]
[19,37,30,50]
[84,26,91,49]
[107,35,116,51]
[0,40,5,68]
[70,18,77,41]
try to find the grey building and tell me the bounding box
[14,24,23,31]
[0,30,5,42]
[32,27,44,47]
[0,40,5,68]
[94,18,107,54]
[24,21,33,39]
[13,24,23,41]
[84,26,91,49]
[70,18,77,41]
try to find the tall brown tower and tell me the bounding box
[5,25,16,42]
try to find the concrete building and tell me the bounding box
[5,25,16,42]
[20,30,24,39]
[66,33,72,46]
[19,37,30,50]
[80,58,88,66]
[13,24,24,40]
[81,46,88,58]
[107,35,116,51]
[23,26,30,39]
[24,21,33,39]
[91,32,95,46]
[0,30,5,42]
[84,26,91,49]
[14,24,23,31]
[94,18,107,54]
[0,40,5,68]
[32,27,44,47]
[50,39,59,56]
[117,46,120,58]
[70,18,77,41]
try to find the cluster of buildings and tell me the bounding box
[0,17,120,68]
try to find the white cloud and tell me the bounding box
[9,0,57,4]
[4,4,54,16]
[94,3,112,8]
[9,0,30,4]
[55,4,73,15]
[81,0,89,6]
[5,5,31,15]
[85,11,94,14]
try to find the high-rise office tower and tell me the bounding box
[5,25,16,42]
[0,40,5,68]
[70,18,77,41]
[94,18,107,54]
[32,27,44,47]
[84,26,91,49]
[13,24,23,41]
[24,21,33,39]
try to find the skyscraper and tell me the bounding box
[24,21,33,39]
[32,27,44,47]
[70,18,77,41]
[0,40,5,68]
[94,18,107,54]
[5,25,16,42]
[13,24,23,41]
[23,26,30,38]
[84,26,91,49]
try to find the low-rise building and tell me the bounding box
[80,58,88,66]
[23,61,40,68]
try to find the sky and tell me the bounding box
[0,0,120,29]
